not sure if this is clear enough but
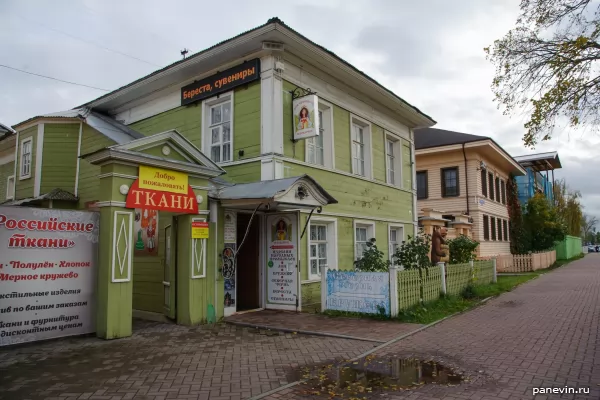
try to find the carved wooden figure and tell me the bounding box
[431,226,447,264]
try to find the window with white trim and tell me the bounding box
[305,102,334,169]
[351,116,372,179]
[20,138,32,179]
[354,221,375,260]
[388,225,404,262]
[307,110,324,166]
[6,175,15,200]
[307,218,337,280]
[204,94,233,164]
[385,135,401,186]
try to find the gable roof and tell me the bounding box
[78,18,435,128]
[415,128,489,150]
[12,108,143,144]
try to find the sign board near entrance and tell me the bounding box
[138,165,188,194]
[0,207,99,346]
[293,95,320,140]
[126,178,198,214]
[191,221,209,239]
[180,59,261,106]
[266,215,298,306]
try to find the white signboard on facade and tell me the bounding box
[293,95,320,140]
[224,211,237,243]
[266,215,297,306]
[0,207,99,346]
[326,270,390,315]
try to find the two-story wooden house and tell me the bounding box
[1,18,435,336]
[414,128,525,257]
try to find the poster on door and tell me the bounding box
[133,208,158,256]
[267,215,297,305]
[0,207,99,346]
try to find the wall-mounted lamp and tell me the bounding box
[476,161,487,171]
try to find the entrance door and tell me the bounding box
[265,214,299,311]
[236,213,261,311]
[163,219,176,319]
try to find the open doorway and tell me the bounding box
[236,213,261,311]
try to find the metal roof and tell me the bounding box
[415,128,489,149]
[513,151,562,171]
[2,188,78,206]
[13,108,143,144]
[210,175,337,204]
[77,17,435,127]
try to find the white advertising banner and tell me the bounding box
[266,215,298,306]
[293,95,320,140]
[0,207,99,346]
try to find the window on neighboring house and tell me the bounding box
[441,167,459,197]
[6,175,15,200]
[483,215,490,240]
[491,217,497,240]
[503,219,508,241]
[501,180,506,204]
[388,225,404,263]
[495,177,501,202]
[385,136,401,186]
[481,168,487,197]
[505,220,510,241]
[351,117,372,178]
[354,222,375,260]
[204,95,232,163]
[488,172,494,200]
[416,171,428,199]
[20,138,32,179]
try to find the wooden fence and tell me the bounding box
[492,250,556,273]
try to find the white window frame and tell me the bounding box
[305,100,334,169]
[6,175,15,200]
[306,217,338,280]
[202,92,234,164]
[388,224,405,264]
[19,137,32,180]
[384,133,402,187]
[350,115,372,179]
[353,220,376,261]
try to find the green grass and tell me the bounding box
[322,255,584,325]
[395,275,538,324]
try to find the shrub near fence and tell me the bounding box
[321,261,497,316]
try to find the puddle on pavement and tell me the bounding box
[296,356,464,398]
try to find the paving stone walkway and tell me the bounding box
[0,321,375,400]
[270,255,600,400]
[225,310,422,342]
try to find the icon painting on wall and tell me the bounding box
[134,208,158,256]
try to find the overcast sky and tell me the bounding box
[1,0,599,219]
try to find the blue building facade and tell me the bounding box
[513,152,561,207]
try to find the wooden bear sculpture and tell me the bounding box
[430,226,447,264]
[439,227,450,264]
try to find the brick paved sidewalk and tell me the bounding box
[225,310,422,342]
[271,256,600,400]
[0,321,375,400]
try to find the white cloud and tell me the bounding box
[1,0,598,219]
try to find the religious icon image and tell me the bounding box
[276,219,288,241]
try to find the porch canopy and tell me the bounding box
[209,175,337,212]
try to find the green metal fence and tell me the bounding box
[473,260,495,285]
[554,235,583,260]
[397,268,421,310]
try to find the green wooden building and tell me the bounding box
[0,18,435,339]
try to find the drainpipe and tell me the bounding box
[462,143,470,216]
